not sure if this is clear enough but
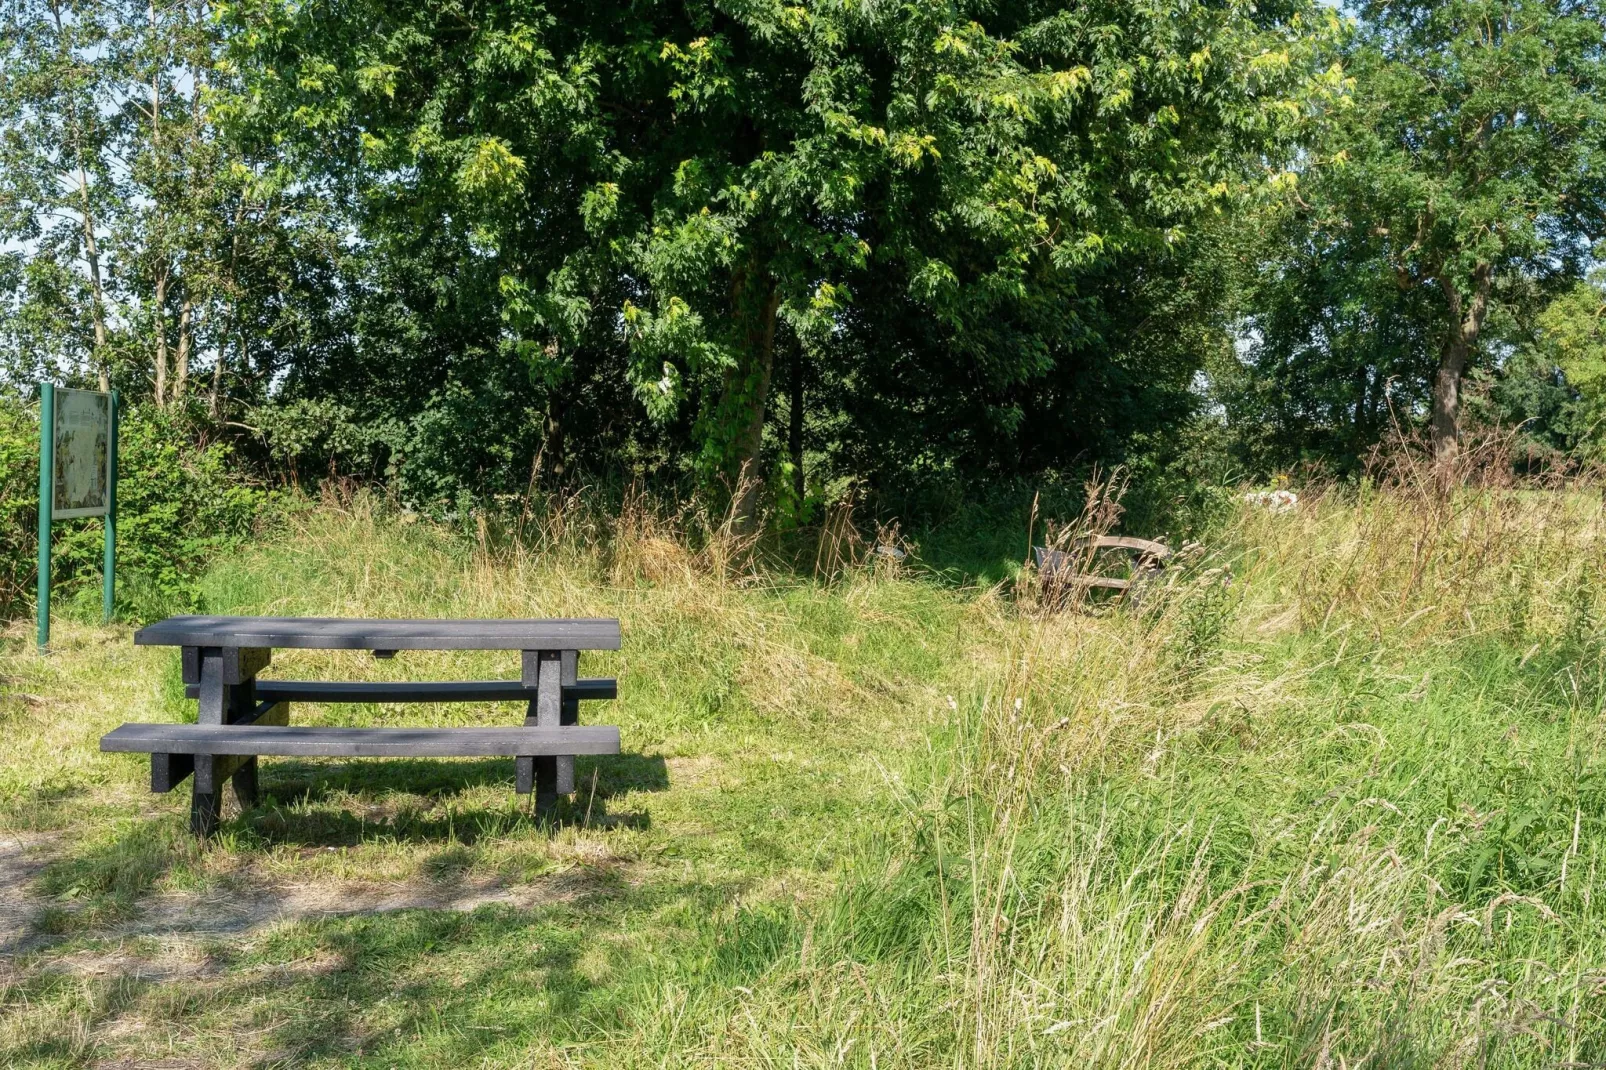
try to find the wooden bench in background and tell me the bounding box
[100,616,622,835]
[1033,536,1171,603]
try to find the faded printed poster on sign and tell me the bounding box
[53,389,110,518]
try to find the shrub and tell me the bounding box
[0,396,276,622]
[0,401,40,612]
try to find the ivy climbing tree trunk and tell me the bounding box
[174,294,193,402]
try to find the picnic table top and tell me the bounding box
[133,615,622,651]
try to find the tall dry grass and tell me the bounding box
[602,455,1606,1066]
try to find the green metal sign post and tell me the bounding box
[102,392,118,623]
[36,385,118,652]
[35,384,52,651]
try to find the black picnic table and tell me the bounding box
[100,616,622,835]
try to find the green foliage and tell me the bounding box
[5,0,1605,520]
[1229,0,1606,470]
[0,400,41,611]
[1535,272,1606,456]
[0,396,276,621]
[221,0,1341,518]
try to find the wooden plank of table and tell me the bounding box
[557,650,577,794]
[181,646,271,685]
[103,723,621,757]
[1074,535,1172,558]
[134,616,622,651]
[520,650,565,804]
[182,679,619,704]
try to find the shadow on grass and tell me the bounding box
[231,752,669,846]
[0,972,155,1065]
[17,818,199,948]
[0,781,85,830]
[194,876,796,1066]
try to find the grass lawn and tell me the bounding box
[3,487,1606,1067]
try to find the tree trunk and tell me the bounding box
[77,175,109,391]
[1430,265,1492,469]
[174,293,193,402]
[788,331,804,508]
[1431,338,1467,466]
[82,191,110,393]
[153,264,169,407]
[544,396,567,484]
[214,202,248,421]
[717,266,781,533]
[148,0,168,407]
[210,337,226,420]
[52,0,110,391]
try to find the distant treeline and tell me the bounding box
[2,0,1603,522]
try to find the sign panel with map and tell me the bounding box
[52,388,111,518]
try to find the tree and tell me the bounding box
[1526,269,1606,455]
[228,0,1340,523]
[1315,1,1606,467]
[0,0,123,389]
[1217,193,1445,476]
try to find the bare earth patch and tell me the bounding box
[0,832,58,952]
[115,870,604,941]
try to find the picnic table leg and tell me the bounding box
[182,646,271,836]
[232,757,259,809]
[558,650,577,795]
[190,651,226,835]
[517,650,564,817]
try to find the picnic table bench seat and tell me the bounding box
[1034,536,1172,603]
[103,724,622,757]
[100,615,623,836]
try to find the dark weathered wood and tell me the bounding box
[198,753,252,793]
[103,723,621,757]
[197,653,226,725]
[532,650,563,808]
[557,650,577,794]
[191,789,221,836]
[138,616,621,651]
[194,695,288,793]
[124,614,624,835]
[181,646,271,685]
[151,752,194,793]
[1034,544,1157,596]
[534,757,558,814]
[183,679,618,704]
[232,757,260,809]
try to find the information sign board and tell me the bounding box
[52,388,111,518]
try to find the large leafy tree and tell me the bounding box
[1219,193,1445,475]
[1306,0,1606,467]
[0,0,333,418]
[0,0,122,389]
[228,0,1338,521]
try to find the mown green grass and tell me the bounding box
[3,486,1606,1067]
